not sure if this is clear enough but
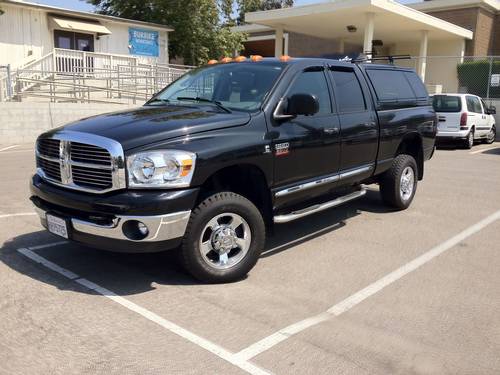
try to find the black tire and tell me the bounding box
[485,126,496,144]
[180,192,265,283]
[379,154,418,210]
[464,129,474,149]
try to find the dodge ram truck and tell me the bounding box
[30,57,437,283]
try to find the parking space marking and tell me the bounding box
[470,146,499,154]
[235,209,500,361]
[0,145,19,152]
[0,212,37,219]
[16,243,271,375]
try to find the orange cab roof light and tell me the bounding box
[234,56,247,62]
[220,57,233,63]
[250,55,263,62]
[279,55,292,62]
[207,59,218,65]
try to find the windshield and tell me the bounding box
[432,95,462,113]
[151,62,285,112]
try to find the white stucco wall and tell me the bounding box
[0,3,169,68]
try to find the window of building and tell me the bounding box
[330,68,366,112]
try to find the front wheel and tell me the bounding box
[379,154,418,210]
[180,192,265,283]
[485,126,496,144]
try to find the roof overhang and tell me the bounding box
[1,0,174,32]
[50,16,112,35]
[245,0,473,43]
[410,0,500,14]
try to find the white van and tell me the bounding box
[432,94,496,149]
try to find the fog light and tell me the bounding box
[122,220,149,240]
[137,222,149,236]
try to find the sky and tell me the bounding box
[27,0,324,12]
[29,0,417,13]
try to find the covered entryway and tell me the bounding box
[244,0,473,91]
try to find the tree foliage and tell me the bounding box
[219,0,293,25]
[86,0,246,65]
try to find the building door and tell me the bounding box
[54,30,94,73]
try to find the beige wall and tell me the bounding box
[0,102,137,144]
[0,3,169,68]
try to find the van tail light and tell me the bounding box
[460,112,468,129]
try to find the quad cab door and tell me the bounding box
[270,65,341,208]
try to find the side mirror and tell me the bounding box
[487,106,496,115]
[273,94,319,121]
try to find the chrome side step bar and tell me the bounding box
[273,188,366,224]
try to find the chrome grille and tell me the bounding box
[36,132,125,194]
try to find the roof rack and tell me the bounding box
[352,54,412,64]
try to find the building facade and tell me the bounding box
[0,0,173,69]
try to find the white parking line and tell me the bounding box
[0,145,19,152]
[0,212,37,219]
[470,145,499,154]
[16,243,271,375]
[235,209,500,361]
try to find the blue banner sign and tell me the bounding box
[128,28,159,57]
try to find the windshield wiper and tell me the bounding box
[176,97,231,113]
[146,98,170,105]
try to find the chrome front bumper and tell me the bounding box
[35,206,191,242]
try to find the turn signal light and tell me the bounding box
[207,59,218,65]
[220,57,233,63]
[250,55,263,62]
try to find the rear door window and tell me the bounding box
[466,96,482,113]
[366,69,416,101]
[329,68,366,113]
[432,95,462,112]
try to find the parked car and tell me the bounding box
[30,57,436,283]
[432,93,496,148]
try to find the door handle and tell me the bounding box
[363,122,376,127]
[323,127,339,134]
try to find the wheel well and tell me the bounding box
[396,134,424,180]
[198,165,273,228]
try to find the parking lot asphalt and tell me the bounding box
[1,142,500,375]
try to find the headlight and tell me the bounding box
[127,150,196,188]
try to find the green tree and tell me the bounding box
[87,0,246,65]
[220,0,293,25]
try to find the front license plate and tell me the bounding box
[46,214,69,239]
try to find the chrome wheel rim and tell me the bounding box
[199,213,251,270]
[400,166,415,202]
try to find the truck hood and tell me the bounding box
[54,105,251,150]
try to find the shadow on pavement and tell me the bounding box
[483,147,500,155]
[1,190,391,295]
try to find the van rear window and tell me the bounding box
[432,95,462,112]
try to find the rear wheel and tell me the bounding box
[379,154,418,210]
[485,126,496,144]
[180,192,265,283]
[464,129,474,149]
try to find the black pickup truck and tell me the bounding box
[31,57,436,282]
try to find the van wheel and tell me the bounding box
[465,130,474,149]
[485,126,496,144]
[180,192,265,283]
[379,154,418,210]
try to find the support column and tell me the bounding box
[274,27,284,58]
[418,30,429,82]
[363,13,375,60]
[338,38,345,55]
